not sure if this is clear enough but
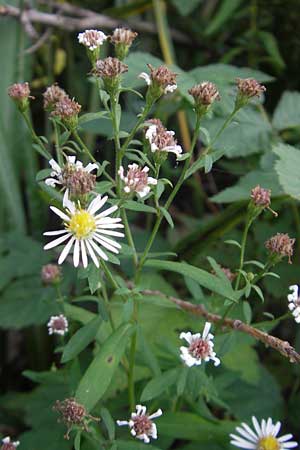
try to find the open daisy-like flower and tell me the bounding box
[45,156,98,189]
[47,314,69,336]
[288,285,300,323]
[44,191,124,268]
[1,437,20,450]
[180,322,220,367]
[117,405,162,444]
[230,416,298,450]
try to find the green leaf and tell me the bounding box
[252,285,265,302]
[160,207,174,228]
[242,301,252,324]
[78,111,109,125]
[272,91,300,130]
[171,0,202,16]
[258,31,285,70]
[140,368,179,401]
[74,431,81,450]
[100,407,115,440]
[205,0,244,36]
[144,259,239,302]
[273,143,300,200]
[76,323,134,411]
[123,200,156,214]
[224,239,241,249]
[61,317,102,363]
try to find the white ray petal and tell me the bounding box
[73,239,80,267]
[93,235,119,254]
[50,206,70,222]
[81,240,88,268]
[97,205,118,218]
[85,240,100,267]
[96,229,124,237]
[88,239,108,261]
[44,233,71,250]
[88,195,108,215]
[43,230,69,236]
[94,233,121,248]
[202,322,212,339]
[58,236,75,264]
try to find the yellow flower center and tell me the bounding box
[68,210,96,239]
[258,436,280,450]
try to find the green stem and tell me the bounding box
[122,209,138,267]
[205,108,239,156]
[73,129,97,163]
[22,112,50,157]
[120,100,153,155]
[235,219,251,290]
[128,300,138,410]
[100,283,115,331]
[135,114,202,282]
[53,120,63,166]
[100,259,119,291]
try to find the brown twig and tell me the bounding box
[140,288,300,363]
[0,4,192,45]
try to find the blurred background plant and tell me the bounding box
[1,0,300,449]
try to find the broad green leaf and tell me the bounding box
[61,317,102,363]
[64,304,96,325]
[76,323,134,411]
[140,368,178,401]
[272,91,300,130]
[273,143,300,200]
[123,200,156,214]
[144,259,238,302]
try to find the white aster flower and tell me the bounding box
[117,404,162,444]
[180,322,220,367]
[230,416,298,450]
[145,124,182,159]
[78,29,107,51]
[47,314,69,336]
[287,285,300,323]
[43,190,124,268]
[1,437,20,449]
[118,164,157,198]
[45,156,98,188]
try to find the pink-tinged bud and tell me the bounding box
[54,398,99,440]
[41,264,61,285]
[139,65,177,101]
[265,233,295,264]
[188,82,220,116]
[43,84,68,111]
[52,96,81,130]
[111,28,138,60]
[235,78,266,109]
[94,57,128,94]
[62,165,96,196]
[249,185,277,218]
[8,82,32,112]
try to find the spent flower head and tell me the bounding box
[41,264,61,285]
[287,285,300,324]
[249,185,277,218]
[52,96,81,130]
[145,120,182,163]
[47,314,69,336]
[188,81,220,117]
[230,416,297,450]
[8,82,32,112]
[235,77,266,109]
[265,233,295,264]
[54,397,99,440]
[180,322,220,367]
[118,164,157,198]
[111,27,138,60]
[117,405,162,444]
[44,190,124,268]
[139,64,177,101]
[1,437,20,450]
[94,57,128,94]
[78,29,107,64]
[43,83,68,111]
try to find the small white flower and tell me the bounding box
[138,73,177,94]
[78,29,107,51]
[44,190,124,268]
[139,72,151,86]
[145,124,182,159]
[230,416,298,450]
[45,156,98,188]
[180,322,220,367]
[287,285,300,323]
[2,437,20,449]
[47,314,69,336]
[117,405,162,444]
[165,83,177,93]
[118,164,157,198]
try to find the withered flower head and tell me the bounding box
[43,83,68,111]
[62,164,96,196]
[94,57,128,78]
[8,82,32,112]
[189,82,220,106]
[52,97,81,129]
[54,398,99,440]
[251,185,271,208]
[41,264,61,285]
[139,65,177,100]
[265,233,295,264]
[111,28,138,46]
[145,120,183,161]
[236,78,266,98]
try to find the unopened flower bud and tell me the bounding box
[139,64,177,102]
[8,82,33,112]
[249,185,277,220]
[188,82,220,117]
[111,27,138,60]
[41,264,61,285]
[1,437,20,450]
[265,233,295,264]
[52,96,81,130]
[78,29,108,65]
[43,84,68,111]
[54,398,99,439]
[94,57,128,95]
[235,78,266,109]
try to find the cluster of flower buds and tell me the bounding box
[1,437,19,450]
[43,83,68,111]
[118,164,157,198]
[110,27,138,60]
[265,233,295,265]
[41,264,61,285]
[249,185,278,220]
[78,29,108,65]
[51,96,82,130]
[54,397,99,439]
[139,64,177,102]
[94,57,128,96]
[188,81,220,117]
[8,82,33,113]
[235,77,266,109]
[145,118,182,164]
